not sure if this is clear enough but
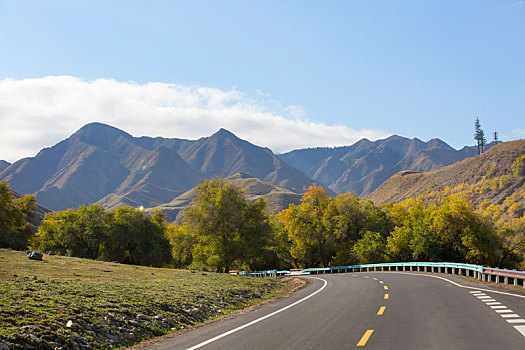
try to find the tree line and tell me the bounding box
[1,178,524,271]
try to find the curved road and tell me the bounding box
[141,272,525,349]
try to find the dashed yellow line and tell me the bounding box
[357,329,374,346]
[384,293,389,300]
[384,286,388,290]
[363,276,370,279]
[372,278,378,281]
[352,274,358,277]
[379,281,384,284]
[377,306,386,315]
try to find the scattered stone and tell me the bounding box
[27,251,43,260]
[66,320,73,328]
[48,342,61,349]
[153,314,163,320]
[0,342,9,350]
[96,320,108,327]
[31,275,37,281]
[128,320,140,326]
[136,314,148,320]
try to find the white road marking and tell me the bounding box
[473,293,486,296]
[501,314,521,318]
[394,272,525,299]
[482,299,497,302]
[470,290,482,294]
[491,305,508,309]
[185,277,328,350]
[496,309,514,313]
[477,296,491,299]
[507,319,525,324]
[485,302,501,305]
[514,325,525,337]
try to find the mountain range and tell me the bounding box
[279,136,489,196]
[0,123,314,212]
[0,122,492,218]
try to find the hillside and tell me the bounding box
[0,123,315,211]
[0,160,9,172]
[0,249,292,349]
[154,172,303,222]
[279,136,488,196]
[368,139,525,221]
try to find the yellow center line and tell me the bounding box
[357,329,374,346]
[352,274,358,277]
[377,306,386,315]
[372,278,378,280]
[384,293,389,299]
[379,281,384,284]
[384,286,388,290]
[363,276,370,278]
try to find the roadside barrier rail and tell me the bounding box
[240,262,525,288]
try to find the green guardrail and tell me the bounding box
[240,261,484,276]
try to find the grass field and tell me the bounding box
[0,249,292,349]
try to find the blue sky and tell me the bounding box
[0,0,524,162]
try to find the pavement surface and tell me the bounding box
[138,272,525,349]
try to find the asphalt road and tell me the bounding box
[140,272,525,350]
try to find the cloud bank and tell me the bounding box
[0,76,389,163]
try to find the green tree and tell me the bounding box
[431,196,498,265]
[0,181,36,250]
[166,223,195,268]
[238,198,276,270]
[33,204,110,259]
[352,231,387,264]
[474,117,487,155]
[184,178,273,272]
[278,185,335,268]
[34,205,172,267]
[104,207,172,266]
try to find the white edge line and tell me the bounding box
[514,325,525,336]
[393,272,525,299]
[185,277,328,350]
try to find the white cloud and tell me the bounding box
[515,0,525,9]
[513,128,525,136]
[0,76,389,162]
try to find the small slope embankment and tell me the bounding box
[0,249,293,350]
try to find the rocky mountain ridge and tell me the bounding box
[1,122,495,218]
[279,136,491,196]
[0,123,314,212]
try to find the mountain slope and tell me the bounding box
[0,160,9,172]
[154,172,303,222]
[279,136,488,196]
[368,140,525,219]
[0,123,315,211]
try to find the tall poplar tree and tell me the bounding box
[474,117,487,154]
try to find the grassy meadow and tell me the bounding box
[0,249,291,349]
